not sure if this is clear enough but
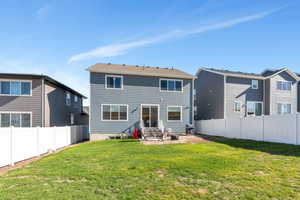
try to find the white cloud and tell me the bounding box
[36,5,52,19]
[68,8,281,63]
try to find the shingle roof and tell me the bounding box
[200,67,300,81]
[202,68,264,79]
[0,73,86,98]
[87,63,195,79]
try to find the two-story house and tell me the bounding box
[0,73,86,127]
[87,63,194,140]
[195,68,300,120]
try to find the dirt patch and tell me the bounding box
[155,169,167,178]
[142,135,209,145]
[0,142,89,176]
[196,188,208,195]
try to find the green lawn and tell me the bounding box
[1,138,300,200]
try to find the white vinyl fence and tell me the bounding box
[0,125,89,168]
[195,114,300,145]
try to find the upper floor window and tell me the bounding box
[277,81,291,91]
[0,80,31,96]
[66,92,71,106]
[160,79,183,92]
[105,75,123,89]
[74,95,78,103]
[277,103,291,114]
[251,80,258,89]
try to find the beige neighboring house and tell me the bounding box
[0,73,87,127]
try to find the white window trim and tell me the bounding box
[105,75,124,90]
[101,104,128,121]
[251,80,258,90]
[233,101,242,113]
[277,103,292,115]
[0,111,32,127]
[276,81,292,91]
[167,105,183,122]
[246,101,263,117]
[0,79,32,97]
[159,78,183,93]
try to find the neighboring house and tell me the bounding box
[0,73,87,127]
[88,63,195,140]
[195,68,300,120]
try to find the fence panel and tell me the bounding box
[12,128,38,164]
[195,114,299,145]
[225,118,241,138]
[0,125,88,168]
[0,128,11,167]
[241,117,264,141]
[264,114,297,145]
[55,127,69,149]
[39,127,54,154]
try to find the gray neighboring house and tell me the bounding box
[195,68,300,120]
[0,73,87,127]
[88,63,195,140]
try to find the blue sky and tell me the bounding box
[0,0,300,104]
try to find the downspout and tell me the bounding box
[224,75,227,119]
[41,77,45,127]
[263,79,265,115]
[192,77,195,126]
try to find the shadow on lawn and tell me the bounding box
[197,134,300,157]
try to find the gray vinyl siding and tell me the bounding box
[0,78,43,127]
[194,71,224,120]
[269,71,298,115]
[44,81,83,126]
[225,77,264,118]
[264,79,271,115]
[90,72,193,134]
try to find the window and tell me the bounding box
[0,112,31,127]
[105,75,123,89]
[168,106,182,121]
[251,80,258,89]
[247,102,262,116]
[277,103,291,114]
[277,81,292,91]
[234,102,241,112]
[70,113,75,125]
[74,95,78,102]
[101,104,128,121]
[0,80,31,96]
[160,79,183,92]
[66,92,71,106]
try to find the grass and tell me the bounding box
[1,137,300,200]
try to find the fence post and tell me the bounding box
[296,114,298,145]
[36,126,40,156]
[10,126,14,166]
[239,117,242,139]
[262,115,265,142]
[53,126,57,152]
